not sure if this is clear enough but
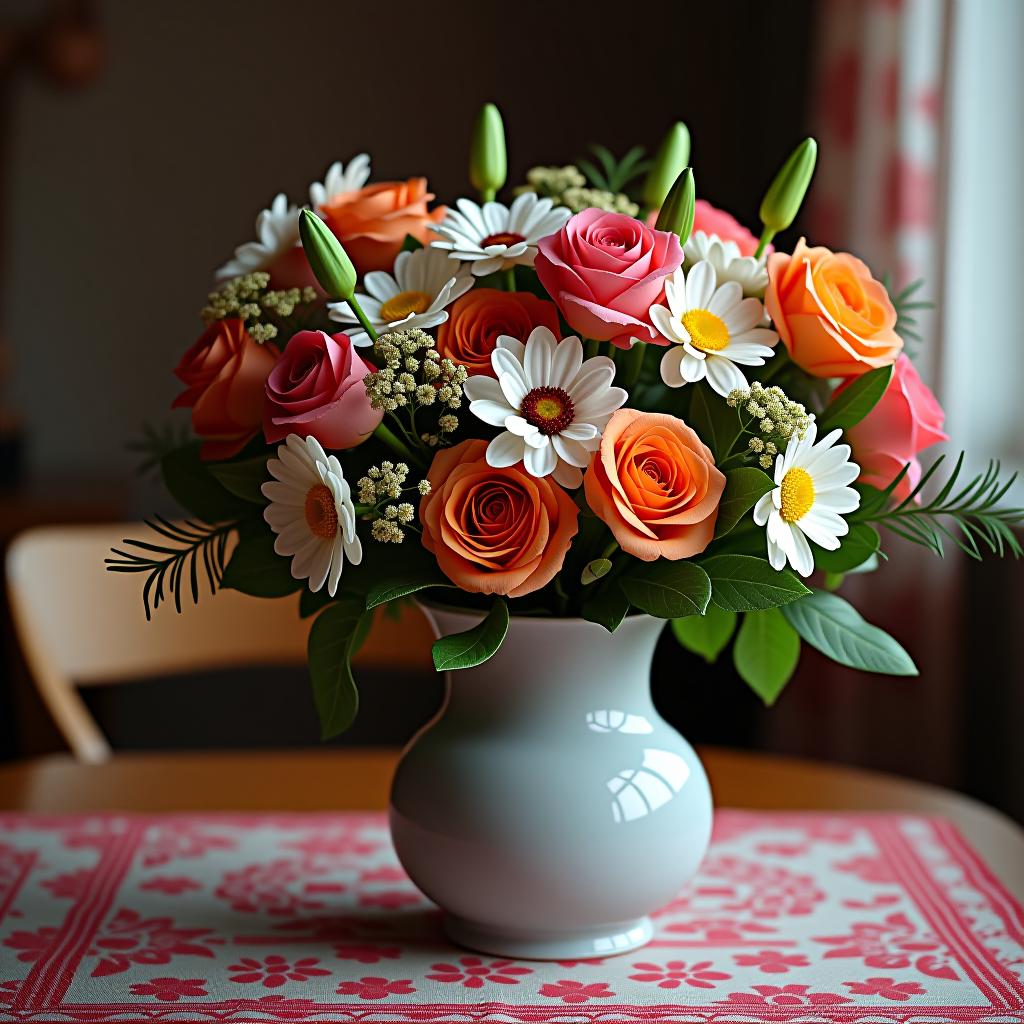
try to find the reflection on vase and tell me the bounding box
[607,747,691,823]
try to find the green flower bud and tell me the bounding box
[298,209,357,301]
[759,137,818,233]
[654,167,695,243]
[642,121,690,211]
[469,102,507,201]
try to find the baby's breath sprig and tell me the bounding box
[201,273,320,343]
[355,461,431,545]
[514,165,637,217]
[727,382,814,470]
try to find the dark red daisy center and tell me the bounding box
[481,231,526,248]
[520,386,574,435]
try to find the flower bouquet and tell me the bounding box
[110,106,1021,958]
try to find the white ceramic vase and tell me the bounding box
[388,604,713,960]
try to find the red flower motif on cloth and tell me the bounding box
[128,977,209,1002]
[359,889,422,910]
[0,980,21,1007]
[539,980,616,1003]
[719,984,855,1008]
[228,955,331,988]
[41,868,94,899]
[696,856,825,918]
[140,876,202,895]
[427,956,533,988]
[733,951,811,974]
[834,855,898,885]
[629,960,731,989]
[336,976,416,1000]
[139,825,236,868]
[359,866,408,883]
[284,831,383,860]
[662,916,778,943]
[215,858,327,915]
[814,912,957,979]
[86,908,218,978]
[4,926,60,963]
[334,942,401,964]
[254,994,316,1012]
[555,958,607,967]
[844,976,927,1001]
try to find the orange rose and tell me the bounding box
[173,318,278,460]
[436,289,562,377]
[765,238,903,377]
[420,439,579,598]
[584,410,725,561]
[319,178,446,275]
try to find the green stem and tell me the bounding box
[753,226,776,261]
[583,338,600,361]
[617,343,646,390]
[600,539,619,560]
[348,294,378,344]
[503,266,516,292]
[480,187,496,203]
[373,421,421,467]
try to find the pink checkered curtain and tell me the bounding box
[761,0,962,786]
[808,0,946,381]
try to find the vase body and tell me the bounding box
[388,606,713,960]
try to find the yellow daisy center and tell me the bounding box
[305,483,339,539]
[379,289,431,322]
[779,467,815,523]
[682,308,730,352]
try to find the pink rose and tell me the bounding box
[263,330,382,449]
[646,199,763,257]
[837,355,947,501]
[535,209,683,349]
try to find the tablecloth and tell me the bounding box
[0,811,1021,1023]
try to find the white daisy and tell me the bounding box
[684,230,769,296]
[753,423,861,578]
[327,246,473,347]
[431,193,571,277]
[309,154,371,208]
[261,434,362,597]
[216,193,300,281]
[463,326,627,489]
[651,260,779,398]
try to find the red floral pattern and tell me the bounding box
[0,812,1020,1022]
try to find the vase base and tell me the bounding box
[442,912,653,961]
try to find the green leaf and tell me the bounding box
[431,599,509,672]
[702,554,810,611]
[581,558,612,585]
[161,442,240,523]
[620,561,711,619]
[582,582,630,632]
[365,571,454,610]
[812,524,880,573]
[781,589,917,675]
[400,233,423,252]
[671,603,737,663]
[221,530,303,598]
[207,456,269,504]
[715,468,775,537]
[733,608,801,705]
[308,598,367,738]
[689,383,743,462]
[818,365,893,432]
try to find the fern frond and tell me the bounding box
[577,144,651,194]
[127,421,191,476]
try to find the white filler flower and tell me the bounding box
[651,260,779,397]
[328,246,473,346]
[464,326,627,489]
[753,423,861,577]
[431,193,570,276]
[216,193,300,281]
[684,230,769,296]
[262,434,362,596]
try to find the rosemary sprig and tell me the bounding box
[105,517,235,619]
[126,421,191,476]
[858,453,1022,560]
[882,275,933,347]
[577,144,651,195]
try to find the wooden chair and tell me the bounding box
[5,522,432,764]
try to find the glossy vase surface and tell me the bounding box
[388,605,713,960]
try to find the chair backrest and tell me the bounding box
[6,522,433,763]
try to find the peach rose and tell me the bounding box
[173,318,278,460]
[436,288,561,377]
[584,409,725,561]
[319,178,445,275]
[420,439,579,598]
[765,238,903,377]
[837,354,947,501]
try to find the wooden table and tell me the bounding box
[2,747,1022,899]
